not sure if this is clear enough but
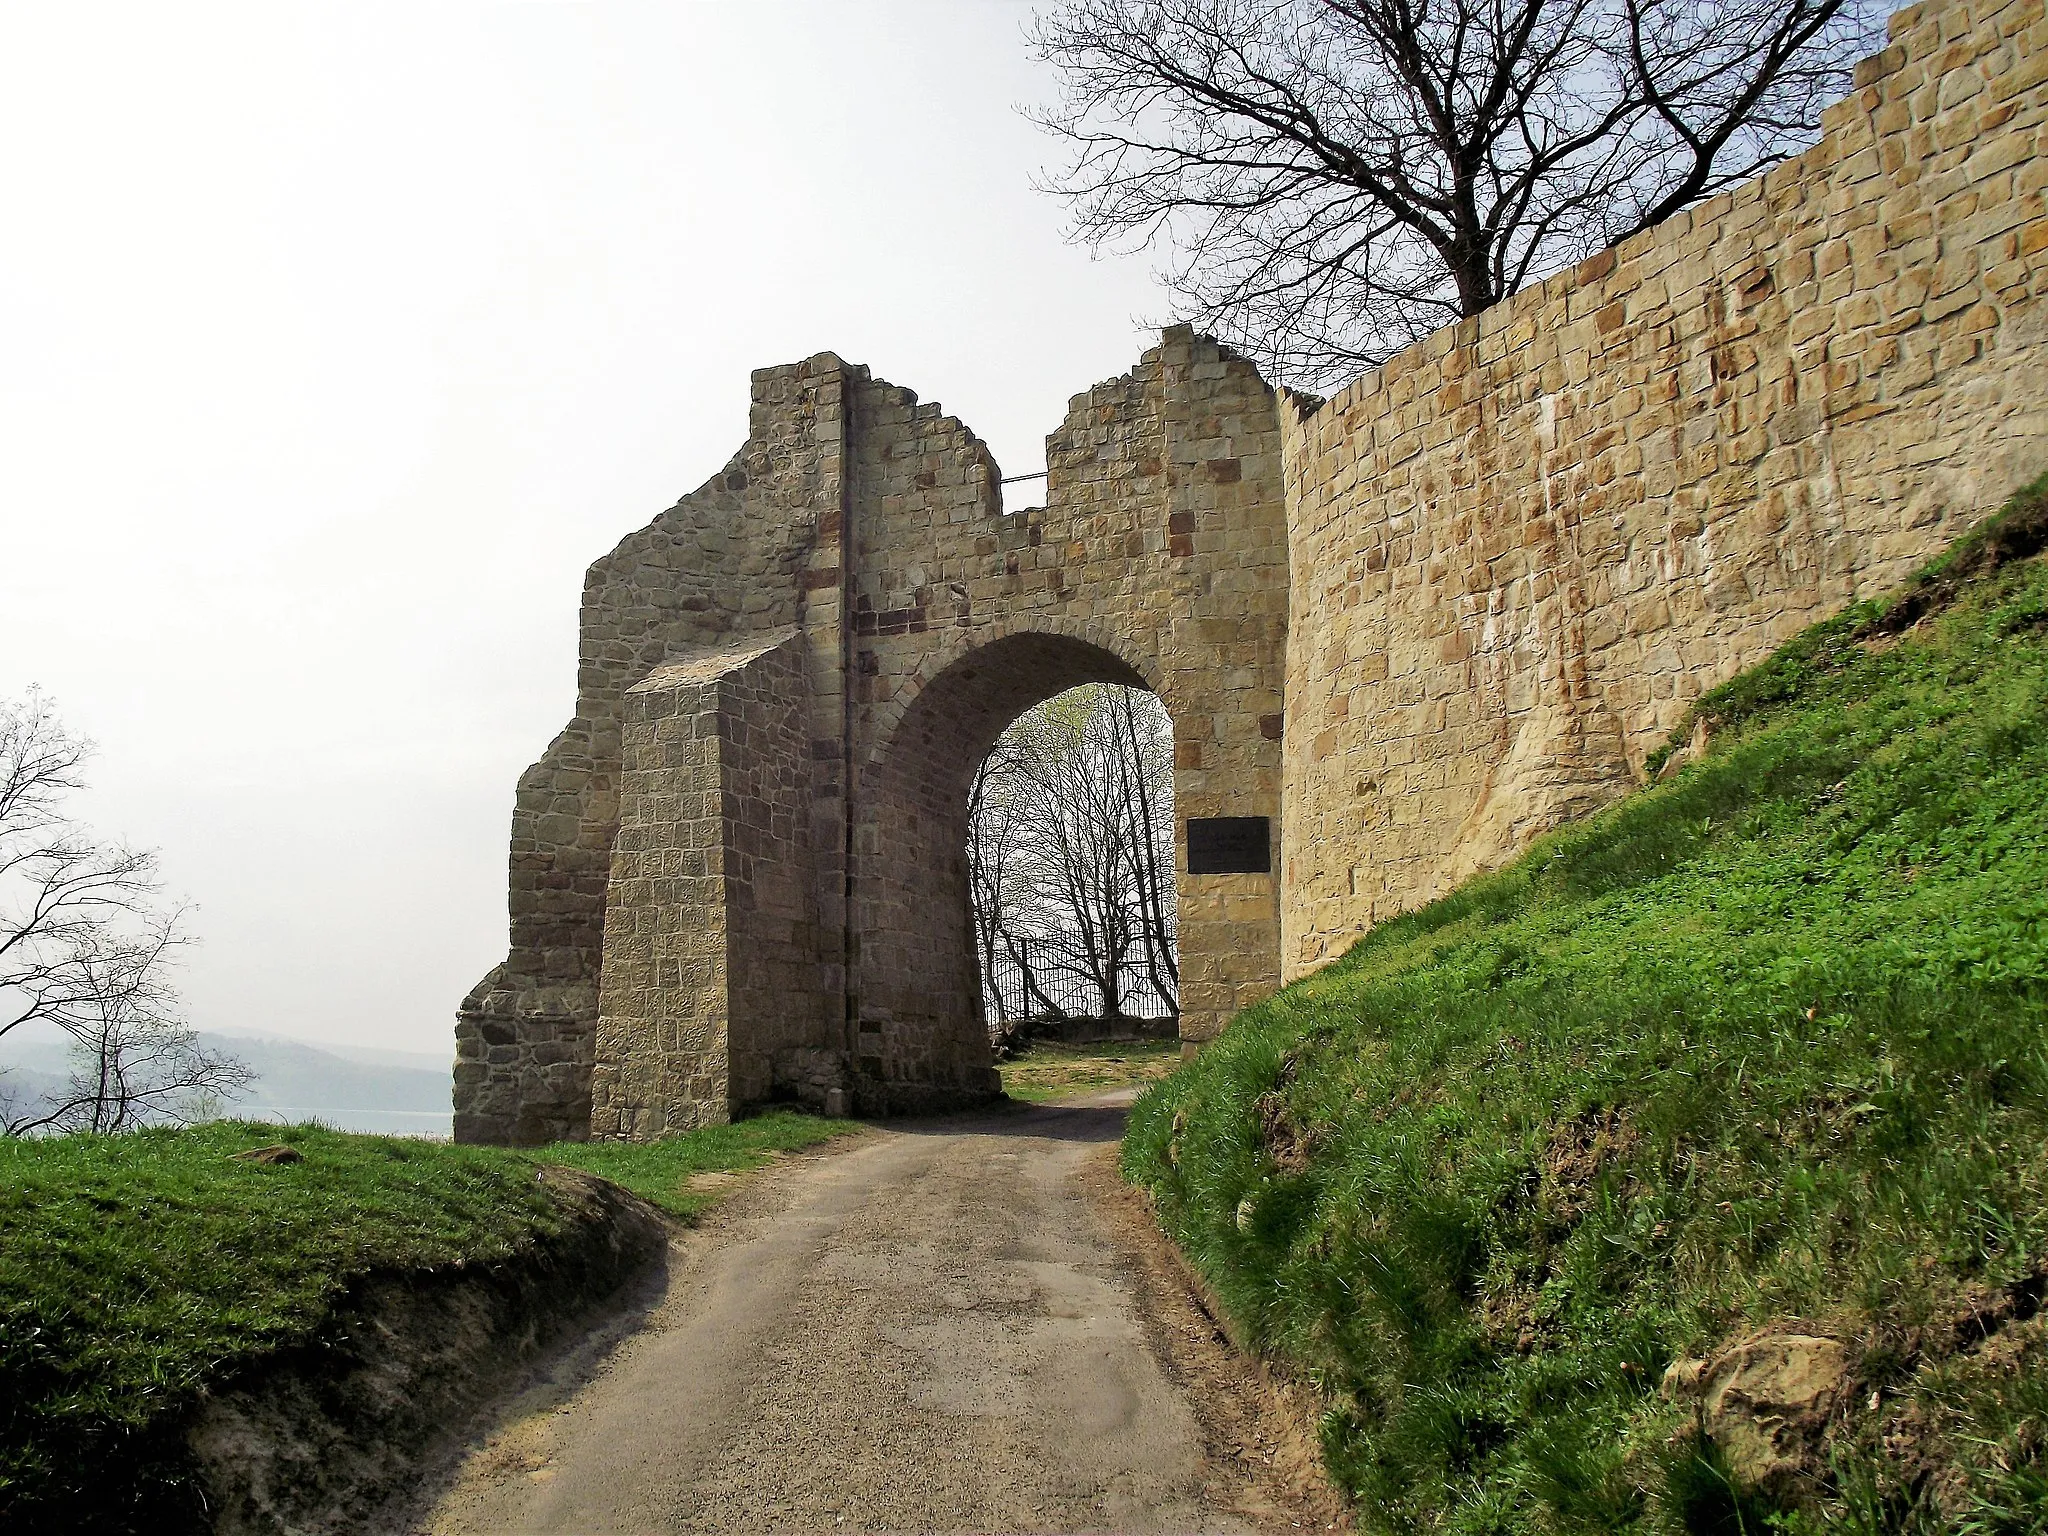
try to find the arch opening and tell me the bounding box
[969,684,1178,1049]
[850,632,1169,1113]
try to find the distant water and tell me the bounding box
[244,1106,453,1138]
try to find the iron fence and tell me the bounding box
[981,930,1177,1027]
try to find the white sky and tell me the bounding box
[0,2,1169,1058]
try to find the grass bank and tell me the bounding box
[0,1110,851,1528]
[1126,484,2048,1533]
[529,1110,852,1217]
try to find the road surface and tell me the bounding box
[416,1093,1335,1535]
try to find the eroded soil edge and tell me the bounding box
[189,1167,668,1536]
[1078,1143,1351,1532]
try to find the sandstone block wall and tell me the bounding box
[845,328,1292,1107]
[588,649,735,1137]
[1278,0,2048,978]
[456,357,850,1145]
[587,630,828,1137]
[719,636,834,1109]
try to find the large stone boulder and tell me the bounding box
[1665,1331,1850,1504]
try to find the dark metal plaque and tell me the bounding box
[1186,816,1271,875]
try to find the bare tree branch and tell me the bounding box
[1030,0,1881,386]
[0,690,247,1135]
[968,685,1179,1043]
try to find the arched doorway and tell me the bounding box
[850,632,1161,1113]
[969,683,1178,1042]
[457,333,1290,1144]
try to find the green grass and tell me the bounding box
[998,1037,1184,1102]
[1125,482,2048,1534]
[531,1110,854,1216]
[0,1110,854,1528]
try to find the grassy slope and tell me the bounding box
[1126,488,2048,1534]
[0,1111,849,1523]
[531,1111,851,1217]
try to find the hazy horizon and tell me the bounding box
[1,3,1172,1056]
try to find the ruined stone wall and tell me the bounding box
[719,635,831,1109]
[847,328,1292,1078]
[456,359,848,1145]
[839,381,1005,1105]
[1278,0,2048,978]
[458,332,1294,1139]
[587,649,735,1138]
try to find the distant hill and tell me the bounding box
[209,1035,448,1113]
[0,1062,68,1126]
[0,1027,450,1126]
[317,1041,452,1074]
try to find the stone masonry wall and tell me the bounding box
[588,647,735,1138]
[847,329,1292,1079]
[1278,0,2048,978]
[587,630,826,1137]
[718,633,831,1109]
[456,359,849,1145]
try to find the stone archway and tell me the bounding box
[850,630,1158,1114]
[456,329,1290,1144]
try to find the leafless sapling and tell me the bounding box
[0,691,249,1135]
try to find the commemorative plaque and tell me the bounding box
[1186,816,1271,875]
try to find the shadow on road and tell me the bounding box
[884,1097,1131,1146]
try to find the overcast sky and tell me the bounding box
[0,2,1170,1058]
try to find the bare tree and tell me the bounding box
[1031,0,1883,385]
[969,736,1066,1026]
[1101,686,1179,1009]
[969,684,1179,1037]
[0,691,249,1135]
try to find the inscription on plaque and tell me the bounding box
[1186,816,1271,875]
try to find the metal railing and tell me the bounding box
[981,930,1177,1026]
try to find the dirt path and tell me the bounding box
[415,1093,1339,1535]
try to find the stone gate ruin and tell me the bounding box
[459,0,2048,1144]
[455,331,1291,1143]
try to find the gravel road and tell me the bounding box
[416,1093,1337,1535]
